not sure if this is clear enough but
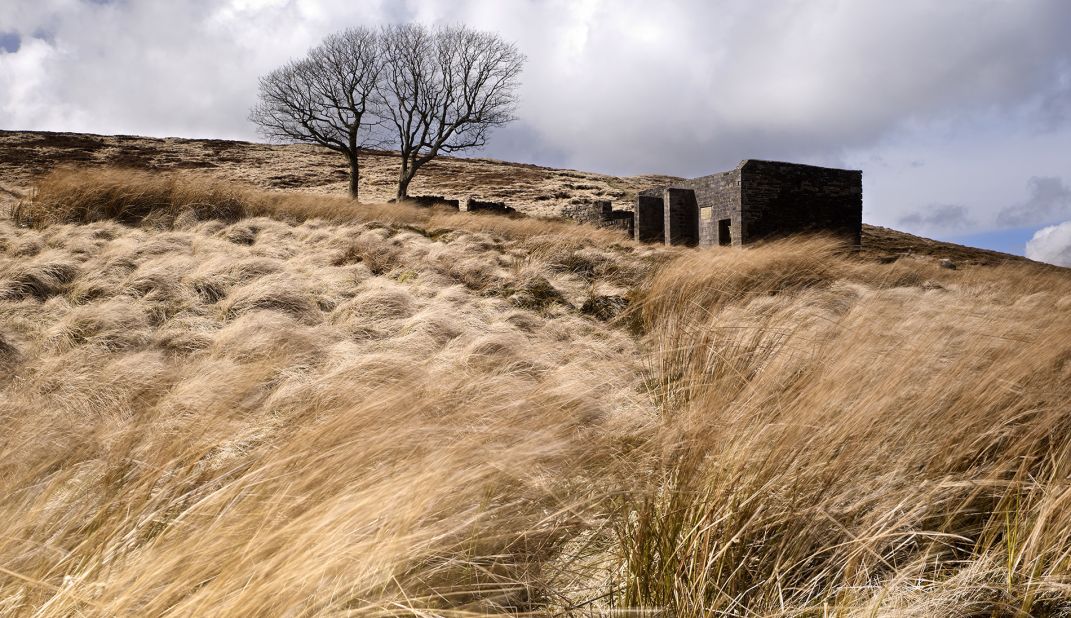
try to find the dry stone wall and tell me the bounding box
[562,200,635,237]
[464,196,519,216]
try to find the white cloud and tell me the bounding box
[0,35,92,129]
[1025,221,1071,266]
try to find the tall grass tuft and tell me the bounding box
[617,240,1071,614]
[14,167,248,227]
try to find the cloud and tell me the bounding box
[1032,63,1071,132]
[502,0,1071,176]
[997,176,1071,227]
[0,0,1069,171]
[898,203,973,233]
[0,0,400,139]
[1025,220,1071,266]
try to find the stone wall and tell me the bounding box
[635,195,665,243]
[464,196,518,216]
[393,195,461,209]
[690,168,742,246]
[738,160,862,246]
[663,188,699,246]
[562,200,635,237]
[634,159,862,248]
[561,201,605,226]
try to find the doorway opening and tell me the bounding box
[718,219,732,246]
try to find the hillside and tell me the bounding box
[0,130,1042,268]
[1,135,1070,615]
[0,130,679,219]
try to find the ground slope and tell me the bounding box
[0,143,1069,616]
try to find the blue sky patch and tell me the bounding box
[946,227,1039,257]
[0,31,20,54]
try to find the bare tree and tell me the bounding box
[250,27,382,200]
[378,24,525,200]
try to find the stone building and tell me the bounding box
[635,160,862,247]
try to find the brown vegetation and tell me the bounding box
[1,167,1070,615]
[0,130,674,220]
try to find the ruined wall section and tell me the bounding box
[464,196,519,216]
[688,167,743,246]
[663,188,699,246]
[739,161,862,246]
[562,200,635,236]
[635,194,665,243]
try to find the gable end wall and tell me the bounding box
[689,167,743,246]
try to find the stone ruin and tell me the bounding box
[562,200,634,237]
[389,195,460,209]
[390,195,522,217]
[635,160,863,247]
[464,196,519,216]
[400,159,862,245]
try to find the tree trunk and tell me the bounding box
[396,167,413,200]
[347,152,360,201]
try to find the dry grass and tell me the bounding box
[1,168,1070,615]
[0,130,676,219]
[625,238,1071,614]
[15,168,632,247]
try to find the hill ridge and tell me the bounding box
[0,129,1054,269]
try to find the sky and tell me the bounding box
[1,0,1070,264]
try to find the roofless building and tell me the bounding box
[635,160,863,247]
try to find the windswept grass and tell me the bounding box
[13,168,249,227]
[1,168,1070,615]
[624,238,1071,614]
[14,167,630,246]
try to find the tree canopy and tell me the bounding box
[250,24,525,201]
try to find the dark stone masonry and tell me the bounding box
[464,196,519,216]
[636,160,863,247]
[634,195,664,243]
[391,195,461,209]
[562,200,635,237]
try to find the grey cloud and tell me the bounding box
[1033,69,1071,132]
[898,204,974,233]
[477,122,571,170]
[0,1,401,139]
[997,176,1071,227]
[478,0,1071,176]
